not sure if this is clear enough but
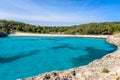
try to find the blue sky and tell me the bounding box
[0,0,120,26]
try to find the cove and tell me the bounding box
[0,37,117,80]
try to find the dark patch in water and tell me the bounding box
[0,49,40,63]
[71,47,116,67]
[108,44,117,49]
[51,43,79,50]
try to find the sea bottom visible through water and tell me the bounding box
[0,36,117,80]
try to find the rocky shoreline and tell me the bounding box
[22,34,120,80]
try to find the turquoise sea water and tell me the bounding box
[0,37,117,80]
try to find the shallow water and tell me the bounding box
[0,37,117,80]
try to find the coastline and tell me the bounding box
[9,32,108,38]
[21,34,120,80]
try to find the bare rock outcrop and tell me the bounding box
[22,34,120,80]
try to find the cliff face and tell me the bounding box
[23,34,120,80]
[107,34,120,47]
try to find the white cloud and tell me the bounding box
[0,0,107,25]
[0,10,105,23]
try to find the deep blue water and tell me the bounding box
[0,37,117,80]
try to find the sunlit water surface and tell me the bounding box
[0,37,117,80]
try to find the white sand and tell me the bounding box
[9,32,108,38]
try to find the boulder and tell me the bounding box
[0,32,8,37]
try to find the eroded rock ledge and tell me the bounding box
[23,34,120,80]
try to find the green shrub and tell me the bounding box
[102,68,109,73]
[113,31,120,35]
[116,77,120,80]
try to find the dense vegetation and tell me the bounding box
[0,20,120,35]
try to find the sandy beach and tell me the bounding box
[9,32,108,38]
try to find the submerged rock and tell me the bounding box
[0,32,7,37]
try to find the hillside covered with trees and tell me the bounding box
[0,20,120,35]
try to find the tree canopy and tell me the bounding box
[0,20,120,35]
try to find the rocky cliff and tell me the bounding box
[23,34,120,80]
